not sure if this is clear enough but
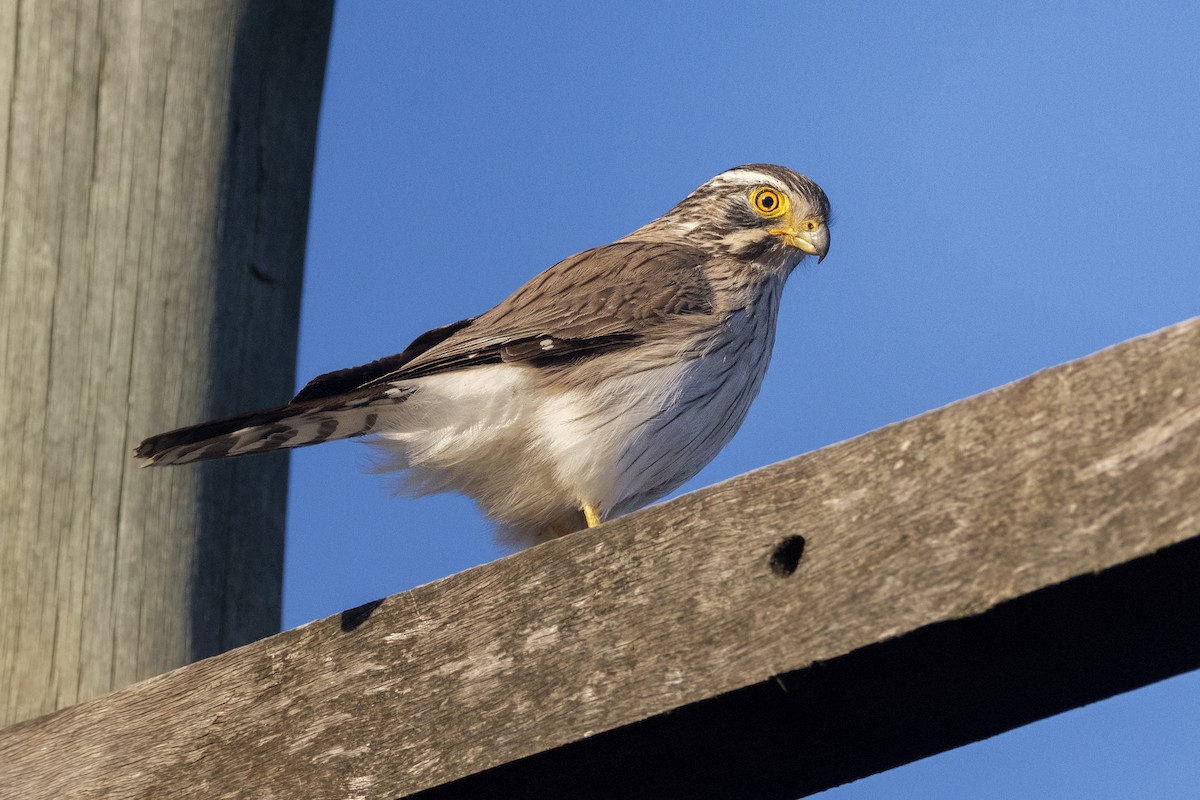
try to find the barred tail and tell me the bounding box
[136,391,412,467]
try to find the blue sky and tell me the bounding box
[286,3,1199,796]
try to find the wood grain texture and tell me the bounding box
[1,315,1198,799]
[0,1,332,726]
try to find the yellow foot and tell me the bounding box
[582,503,603,529]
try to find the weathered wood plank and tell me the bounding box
[1,316,1198,800]
[0,1,332,726]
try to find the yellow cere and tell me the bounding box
[750,186,789,219]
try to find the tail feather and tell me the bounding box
[136,389,414,467]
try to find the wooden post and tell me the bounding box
[0,1,333,726]
[1,316,1197,799]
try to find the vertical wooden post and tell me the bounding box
[0,0,333,726]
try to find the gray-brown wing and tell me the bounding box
[357,240,715,384]
[292,318,474,403]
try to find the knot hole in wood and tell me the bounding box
[768,535,806,577]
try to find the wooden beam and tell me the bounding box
[2,316,1198,800]
[0,1,333,725]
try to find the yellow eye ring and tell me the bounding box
[750,187,789,218]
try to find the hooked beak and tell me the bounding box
[769,221,830,263]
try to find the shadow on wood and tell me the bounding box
[413,535,1200,799]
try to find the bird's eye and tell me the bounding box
[750,187,788,219]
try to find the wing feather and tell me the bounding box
[292,318,474,403]
[354,240,713,386]
[137,241,715,466]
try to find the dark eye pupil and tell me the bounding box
[761,194,775,209]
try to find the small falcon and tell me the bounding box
[137,164,831,547]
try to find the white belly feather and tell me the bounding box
[371,284,783,546]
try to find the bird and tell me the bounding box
[137,164,831,548]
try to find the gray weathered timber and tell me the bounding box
[1,315,1198,799]
[0,1,332,726]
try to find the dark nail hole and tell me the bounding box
[769,535,806,577]
[340,598,384,631]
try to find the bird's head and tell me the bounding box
[635,164,831,270]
